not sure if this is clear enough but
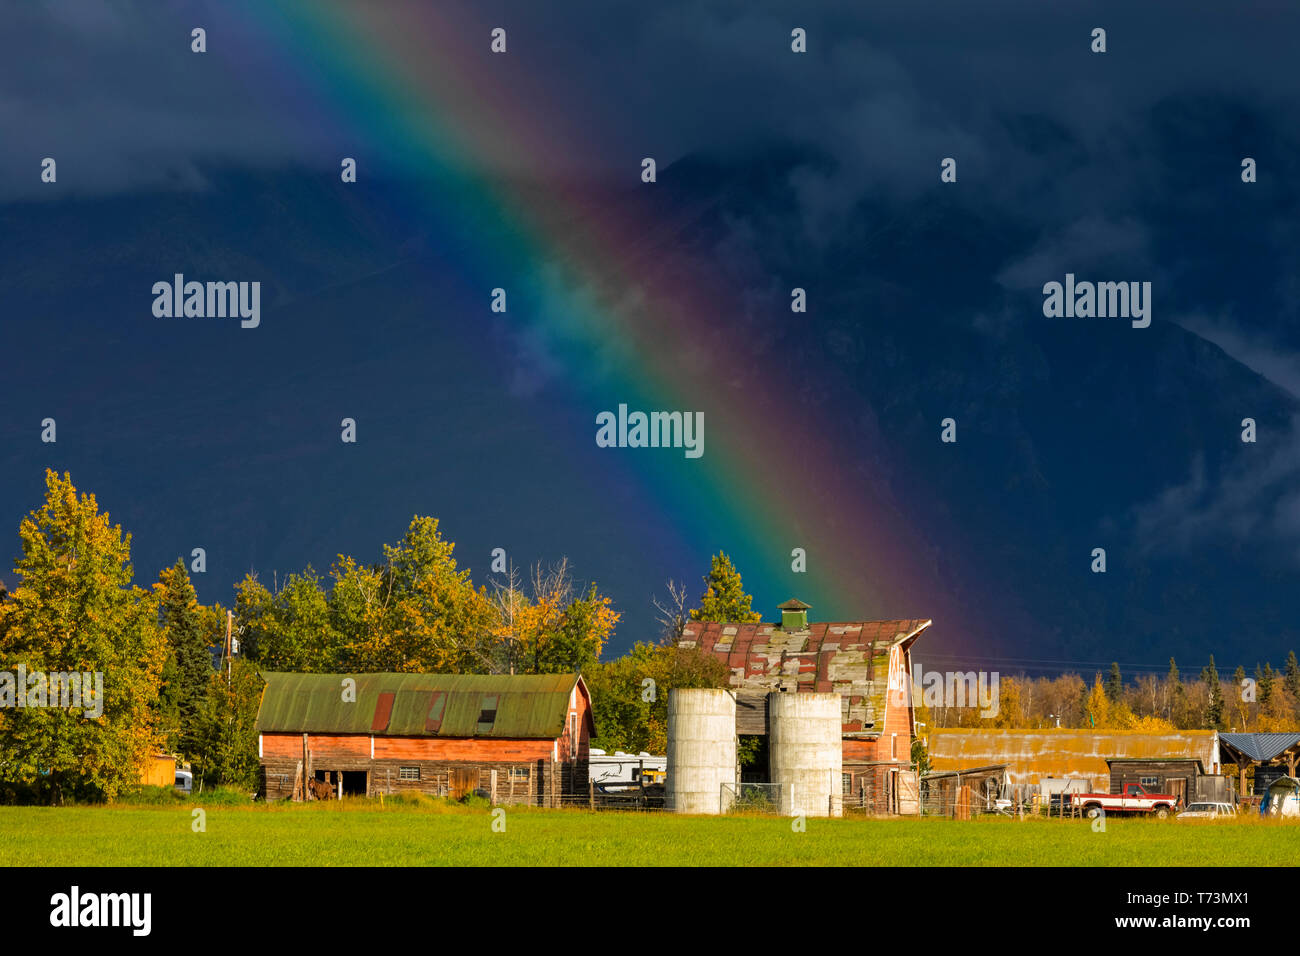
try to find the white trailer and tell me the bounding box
[589,749,666,789]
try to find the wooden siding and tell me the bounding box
[373,736,554,761]
[736,693,768,735]
[259,677,595,806]
[842,738,882,764]
[138,755,175,787]
[261,751,563,805]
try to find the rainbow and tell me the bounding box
[227,1,947,627]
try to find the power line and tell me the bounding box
[917,652,1234,671]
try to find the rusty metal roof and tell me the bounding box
[255,672,584,739]
[679,618,931,733]
[929,729,1221,786]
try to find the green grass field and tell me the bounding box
[3,797,1297,866]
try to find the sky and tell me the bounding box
[2,0,1298,671]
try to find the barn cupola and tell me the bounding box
[777,598,811,631]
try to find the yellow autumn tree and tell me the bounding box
[1257,687,1297,732]
[539,582,618,673]
[334,517,497,673]
[993,675,1024,728]
[1084,675,1111,729]
[493,560,618,675]
[0,471,166,802]
[1126,713,1177,732]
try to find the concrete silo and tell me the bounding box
[666,688,737,814]
[769,691,843,817]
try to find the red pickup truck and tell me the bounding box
[1070,783,1179,818]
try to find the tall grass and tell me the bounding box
[2,802,1297,867]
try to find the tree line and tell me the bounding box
[922,656,1300,733]
[0,471,742,802]
[6,470,1294,804]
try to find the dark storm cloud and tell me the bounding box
[0,0,346,199]
[5,0,1300,639]
[6,0,1300,204]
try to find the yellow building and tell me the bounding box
[139,754,176,787]
[928,729,1220,790]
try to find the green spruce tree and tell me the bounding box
[155,559,212,758]
[1285,651,1300,703]
[689,552,761,623]
[1105,662,1123,702]
[1202,656,1224,730]
[1168,657,1188,728]
[193,659,264,790]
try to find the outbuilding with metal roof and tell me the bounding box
[1219,732,1300,798]
[255,671,595,805]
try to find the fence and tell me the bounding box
[917,780,1098,818]
[842,773,893,814]
[720,781,783,815]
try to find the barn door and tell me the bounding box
[449,769,478,799]
[897,770,920,815]
[1168,778,1186,807]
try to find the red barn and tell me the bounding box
[255,672,594,806]
[679,599,930,813]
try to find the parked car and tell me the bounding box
[1070,783,1178,818]
[1177,801,1236,819]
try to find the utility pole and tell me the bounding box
[226,610,233,686]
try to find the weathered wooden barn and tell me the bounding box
[255,672,594,805]
[680,600,930,814]
[1106,758,1229,804]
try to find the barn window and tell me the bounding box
[477,695,499,733]
[842,773,852,794]
[399,766,420,781]
[1140,776,1159,788]
[508,768,529,780]
[570,713,578,759]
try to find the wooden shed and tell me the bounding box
[255,672,595,806]
[138,754,176,788]
[1106,758,1229,805]
[920,764,1008,817]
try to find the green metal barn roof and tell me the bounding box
[255,672,586,739]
